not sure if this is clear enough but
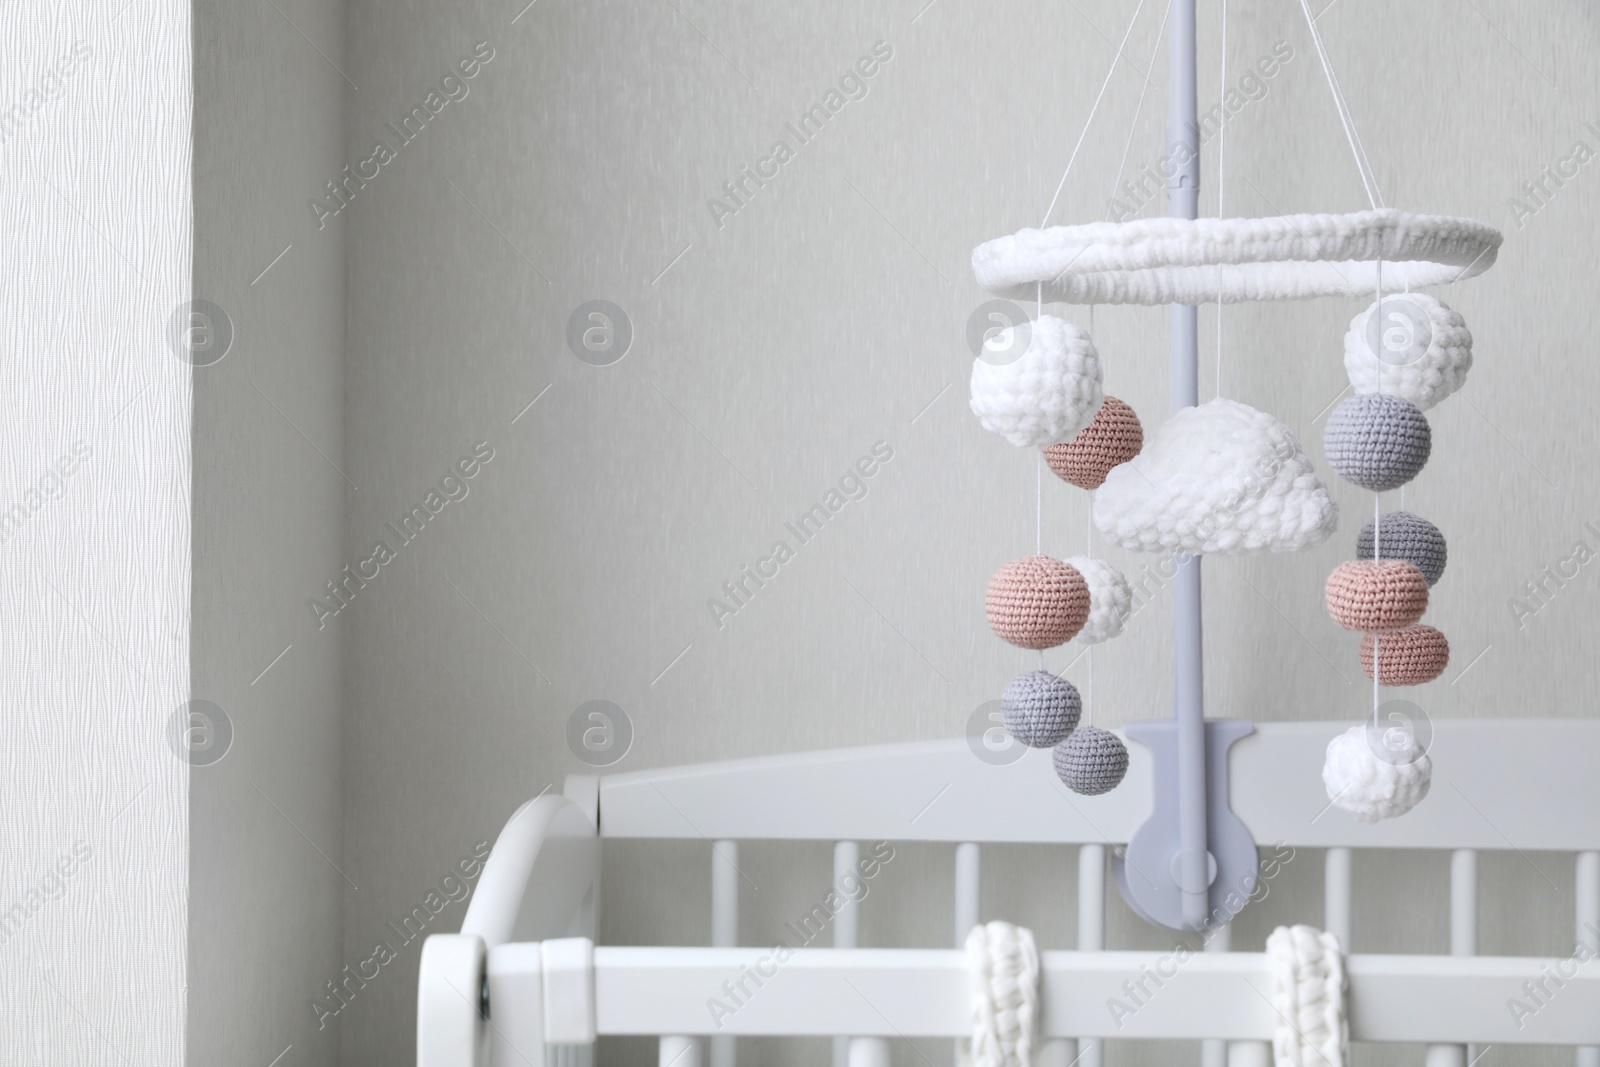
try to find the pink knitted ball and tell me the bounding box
[986,556,1090,649]
[1361,625,1450,685]
[1325,560,1429,632]
[1043,396,1144,490]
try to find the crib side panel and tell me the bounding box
[596,721,1600,851]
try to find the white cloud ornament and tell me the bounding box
[969,315,1103,447]
[1092,398,1338,555]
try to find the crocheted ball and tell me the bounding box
[1357,510,1447,587]
[1344,294,1472,412]
[1094,398,1338,555]
[1062,556,1132,644]
[1052,726,1128,796]
[1361,626,1449,685]
[1043,396,1143,489]
[970,315,1104,447]
[1322,723,1431,822]
[1324,393,1431,492]
[985,556,1090,649]
[1001,671,1081,747]
[1325,560,1429,631]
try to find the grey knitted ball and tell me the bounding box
[1001,671,1081,747]
[1357,510,1447,586]
[1324,393,1432,491]
[1052,726,1128,796]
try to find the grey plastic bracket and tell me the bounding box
[1113,718,1259,932]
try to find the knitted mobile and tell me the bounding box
[960,0,1499,828]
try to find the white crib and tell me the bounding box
[417,719,1600,1067]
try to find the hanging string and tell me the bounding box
[1036,450,1044,558]
[1215,0,1227,398]
[1085,496,1095,726]
[1372,254,1383,724]
[1041,0,1150,228]
[1372,493,1381,727]
[1106,0,1173,217]
[1027,0,1146,679]
[1295,0,1383,209]
[1037,450,1046,672]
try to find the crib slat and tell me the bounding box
[1078,844,1106,1067]
[1202,924,1231,1067]
[1428,849,1478,1067]
[660,1036,701,1067]
[711,841,738,1067]
[1227,1041,1271,1067]
[953,842,980,1067]
[1324,847,1352,950]
[834,841,861,948]
[833,841,860,1067]
[954,842,980,943]
[1424,1047,1466,1067]
[847,1037,890,1067]
[1079,844,1105,951]
[1451,850,1477,955]
[1578,851,1599,1067]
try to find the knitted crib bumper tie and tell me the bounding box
[963,922,1040,1067]
[1266,925,1349,1067]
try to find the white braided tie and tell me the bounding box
[1266,925,1348,1067]
[962,921,1039,1067]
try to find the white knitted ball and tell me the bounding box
[1063,556,1131,644]
[1343,294,1472,412]
[1321,723,1432,823]
[1093,398,1338,555]
[970,315,1104,447]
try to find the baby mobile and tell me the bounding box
[963,0,1500,827]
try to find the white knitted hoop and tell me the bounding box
[963,922,1040,1067]
[1266,925,1348,1067]
[971,209,1501,306]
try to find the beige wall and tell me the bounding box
[190,0,347,1063]
[337,1,1600,1064]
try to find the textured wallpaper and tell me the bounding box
[0,1,191,1064]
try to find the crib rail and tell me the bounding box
[597,720,1600,850]
[459,791,599,946]
[576,945,1600,1044]
[424,937,1600,1067]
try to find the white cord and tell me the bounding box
[1041,0,1149,228]
[1085,496,1094,725]
[1213,0,1228,400]
[963,922,1040,1067]
[1372,492,1381,726]
[1295,0,1383,209]
[1372,257,1383,721]
[1106,0,1172,216]
[1037,451,1046,671]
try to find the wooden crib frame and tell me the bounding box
[417,719,1600,1067]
